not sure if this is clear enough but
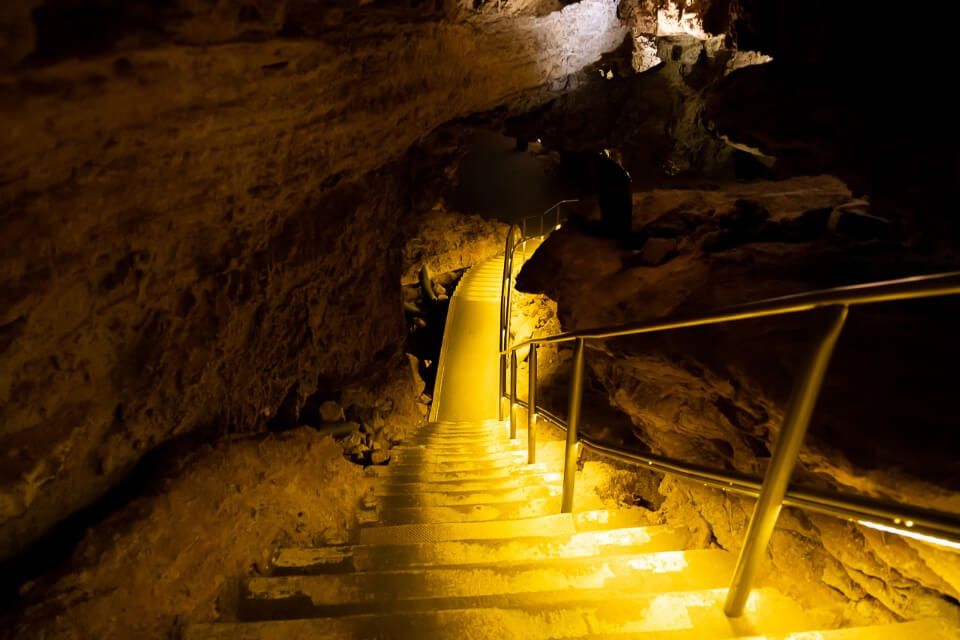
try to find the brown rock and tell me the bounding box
[634,237,678,266]
[319,401,345,423]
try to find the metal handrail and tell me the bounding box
[507,270,960,352]
[496,214,960,617]
[498,200,579,421]
[512,397,960,542]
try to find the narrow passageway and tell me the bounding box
[429,256,504,423]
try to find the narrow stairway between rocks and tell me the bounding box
[185,252,954,640]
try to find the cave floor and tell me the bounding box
[183,253,955,639]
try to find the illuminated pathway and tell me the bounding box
[186,253,955,639]
[430,255,504,423]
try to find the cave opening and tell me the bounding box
[2,0,960,638]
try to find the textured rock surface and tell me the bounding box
[0,0,628,560]
[7,429,368,639]
[507,20,771,182]
[516,176,960,621]
[401,209,508,285]
[703,0,960,233]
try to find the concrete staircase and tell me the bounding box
[184,419,952,639]
[185,253,956,639]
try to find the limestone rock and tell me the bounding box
[319,401,345,423]
[0,0,628,560]
[632,237,678,266]
[517,176,960,620]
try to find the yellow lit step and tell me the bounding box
[241,550,734,618]
[582,618,958,640]
[372,474,561,496]
[272,526,693,573]
[378,496,562,524]
[575,509,651,532]
[359,512,576,544]
[377,484,556,508]
[185,587,822,639]
[389,455,529,473]
[378,464,548,484]
[394,440,522,451]
[391,448,528,464]
[404,432,521,445]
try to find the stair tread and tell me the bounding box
[376,467,547,483]
[377,496,562,524]
[245,550,734,613]
[372,473,561,495]
[389,456,528,472]
[375,485,556,508]
[272,526,693,573]
[359,512,576,544]
[183,587,859,640]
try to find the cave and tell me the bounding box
[2,0,959,638]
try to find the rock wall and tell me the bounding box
[0,1,629,560]
[9,428,369,639]
[516,177,960,623]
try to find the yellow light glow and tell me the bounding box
[858,520,960,551]
[626,551,688,574]
[657,1,706,37]
[581,510,610,524]
[545,472,562,483]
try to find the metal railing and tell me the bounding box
[498,199,579,431]
[496,217,960,617]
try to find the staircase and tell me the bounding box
[185,253,957,639]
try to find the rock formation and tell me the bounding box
[516,176,960,623]
[0,0,627,561]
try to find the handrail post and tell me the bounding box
[528,344,538,464]
[724,305,849,617]
[499,225,520,422]
[509,350,518,440]
[561,338,586,513]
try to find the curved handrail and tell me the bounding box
[496,212,960,616]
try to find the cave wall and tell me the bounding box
[704,0,960,232]
[0,0,629,561]
[516,178,960,622]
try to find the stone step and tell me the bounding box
[389,455,529,472]
[390,440,527,461]
[377,496,562,524]
[573,508,651,532]
[582,619,957,640]
[241,550,734,619]
[404,432,525,445]
[372,473,561,496]
[401,438,521,449]
[271,526,693,573]
[393,442,524,456]
[391,447,527,464]
[357,510,648,545]
[376,464,548,484]
[359,512,577,545]
[376,484,556,508]
[413,422,507,432]
[184,587,837,639]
